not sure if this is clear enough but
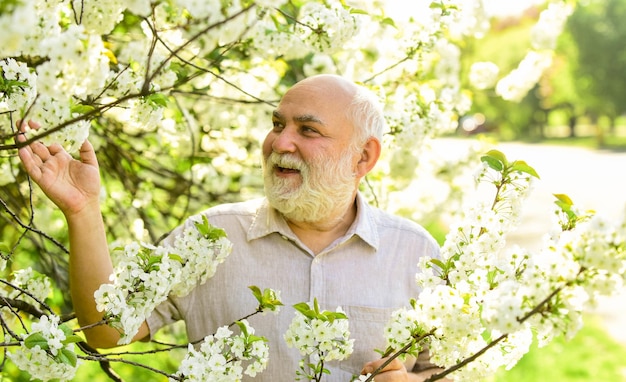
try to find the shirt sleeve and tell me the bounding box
[145,295,183,339]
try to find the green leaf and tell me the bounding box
[349,8,368,15]
[380,17,397,28]
[57,348,78,367]
[147,255,162,269]
[59,324,74,338]
[554,193,574,206]
[323,311,348,322]
[247,334,267,344]
[62,334,84,345]
[0,242,11,253]
[488,149,508,163]
[259,288,283,311]
[59,324,83,345]
[194,216,210,237]
[0,78,29,93]
[168,253,183,264]
[480,152,504,172]
[146,93,169,108]
[270,14,282,28]
[262,288,282,303]
[194,216,227,241]
[555,200,573,214]
[430,2,444,9]
[207,226,227,241]
[249,285,262,302]
[485,149,509,167]
[293,302,313,317]
[511,160,540,179]
[70,104,96,115]
[235,321,249,337]
[24,332,49,350]
[429,258,446,271]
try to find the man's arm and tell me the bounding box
[17,123,149,348]
[65,198,149,348]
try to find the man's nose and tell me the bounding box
[271,127,297,153]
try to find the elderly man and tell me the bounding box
[18,74,441,381]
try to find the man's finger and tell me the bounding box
[78,140,98,167]
[16,119,40,132]
[30,141,52,161]
[18,143,43,179]
[362,357,404,375]
[15,131,27,144]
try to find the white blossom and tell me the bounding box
[8,315,80,382]
[469,61,500,90]
[5,267,52,305]
[94,219,232,344]
[496,51,553,102]
[284,305,354,377]
[0,58,37,114]
[174,320,269,381]
[296,2,362,54]
[531,2,574,51]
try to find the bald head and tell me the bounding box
[291,74,360,99]
[286,75,385,144]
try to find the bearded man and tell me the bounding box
[18,74,442,381]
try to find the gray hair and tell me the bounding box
[346,86,385,147]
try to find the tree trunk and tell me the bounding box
[568,115,577,138]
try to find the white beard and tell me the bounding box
[263,150,357,224]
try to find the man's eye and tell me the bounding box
[272,121,283,130]
[302,126,318,134]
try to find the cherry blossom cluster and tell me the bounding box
[3,266,51,306]
[381,151,626,381]
[284,301,354,381]
[174,320,270,381]
[295,2,361,54]
[8,315,82,382]
[94,216,232,344]
[0,266,53,347]
[496,3,574,101]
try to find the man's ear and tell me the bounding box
[355,137,381,178]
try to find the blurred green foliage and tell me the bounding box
[493,316,626,382]
[465,1,626,143]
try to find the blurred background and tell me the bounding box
[456,0,626,380]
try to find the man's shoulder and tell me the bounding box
[366,204,438,245]
[179,198,265,231]
[368,204,424,230]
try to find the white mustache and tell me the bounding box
[267,152,308,172]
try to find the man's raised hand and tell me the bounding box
[16,120,101,217]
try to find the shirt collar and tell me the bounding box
[247,193,379,250]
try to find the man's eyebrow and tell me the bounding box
[272,110,284,121]
[272,110,326,126]
[295,114,325,126]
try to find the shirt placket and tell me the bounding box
[309,254,324,304]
